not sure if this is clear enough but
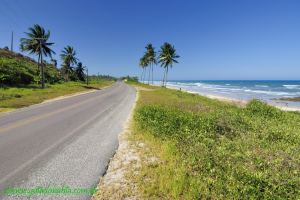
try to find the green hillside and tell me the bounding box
[0,48,60,86]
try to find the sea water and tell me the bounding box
[152,80,300,109]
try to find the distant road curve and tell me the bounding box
[0,81,136,200]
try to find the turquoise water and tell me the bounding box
[153,80,300,109]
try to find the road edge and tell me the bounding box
[0,84,114,117]
[91,85,142,199]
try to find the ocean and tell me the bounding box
[152,80,300,109]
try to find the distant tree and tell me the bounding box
[75,62,85,81]
[121,76,138,82]
[3,46,9,51]
[60,46,78,81]
[51,59,57,67]
[145,44,156,84]
[139,55,148,83]
[20,24,55,88]
[158,42,179,87]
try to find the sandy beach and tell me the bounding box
[166,85,300,112]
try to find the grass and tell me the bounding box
[129,82,300,199]
[0,80,114,111]
[0,54,60,85]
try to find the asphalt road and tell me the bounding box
[0,81,136,199]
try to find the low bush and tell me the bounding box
[134,88,300,199]
[0,57,60,86]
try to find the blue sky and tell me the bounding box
[0,0,300,80]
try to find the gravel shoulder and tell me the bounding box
[91,87,162,200]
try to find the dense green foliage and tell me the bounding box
[0,56,60,86]
[0,48,116,86]
[122,75,138,83]
[134,87,300,199]
[0,46,116,111]
[1,24,93,87]
[75,62,85,81]
[89,75,117,82]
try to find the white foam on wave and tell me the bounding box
[244,89,290,96]
[283,85,300,89]
[160,82,300,102]
[255,85,269,88]
[225,88,243,91]
[169,82,202,87]
[168,82,210,89]
[195,83,204,86]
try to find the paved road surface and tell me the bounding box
[0,82,136,199]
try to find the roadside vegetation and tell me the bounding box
[0,24,116,112]
[0,48,115,112]
[1,24,115,87]
[0,49,60,86]
[121,75,139,83]
[0,50,115,112]
[0,79,114,112]
[129,82,300,199]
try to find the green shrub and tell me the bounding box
[0,59,35,85]
[246,99,284,119]
[135,96,300,199]
[0,56,61,86]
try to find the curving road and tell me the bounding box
[0,82,136,199]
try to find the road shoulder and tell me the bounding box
[91,87,155,200]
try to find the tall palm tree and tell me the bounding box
[75,62,85,81]
[145,44,156,84]
[60,46,78,81]
[20,24,55,88]
[158,42,179,87]
[139,55,147,83]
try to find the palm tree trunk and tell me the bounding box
[40,52,45,89]
[143,68,146,83]
[151,64,154,84]
[162,67,166,87]
[140,68,143,83]
[148,66,150,84]
[165,66,169,87]
[37,53,41,84]
[37,54,40,73]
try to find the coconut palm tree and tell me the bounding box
[145,44,156,84]
[158,42,179,87]
[60,46,78,81]
[139,55,148,83]
[20,24,55,88]
[75,62,85,81]
[139,58,144,82]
